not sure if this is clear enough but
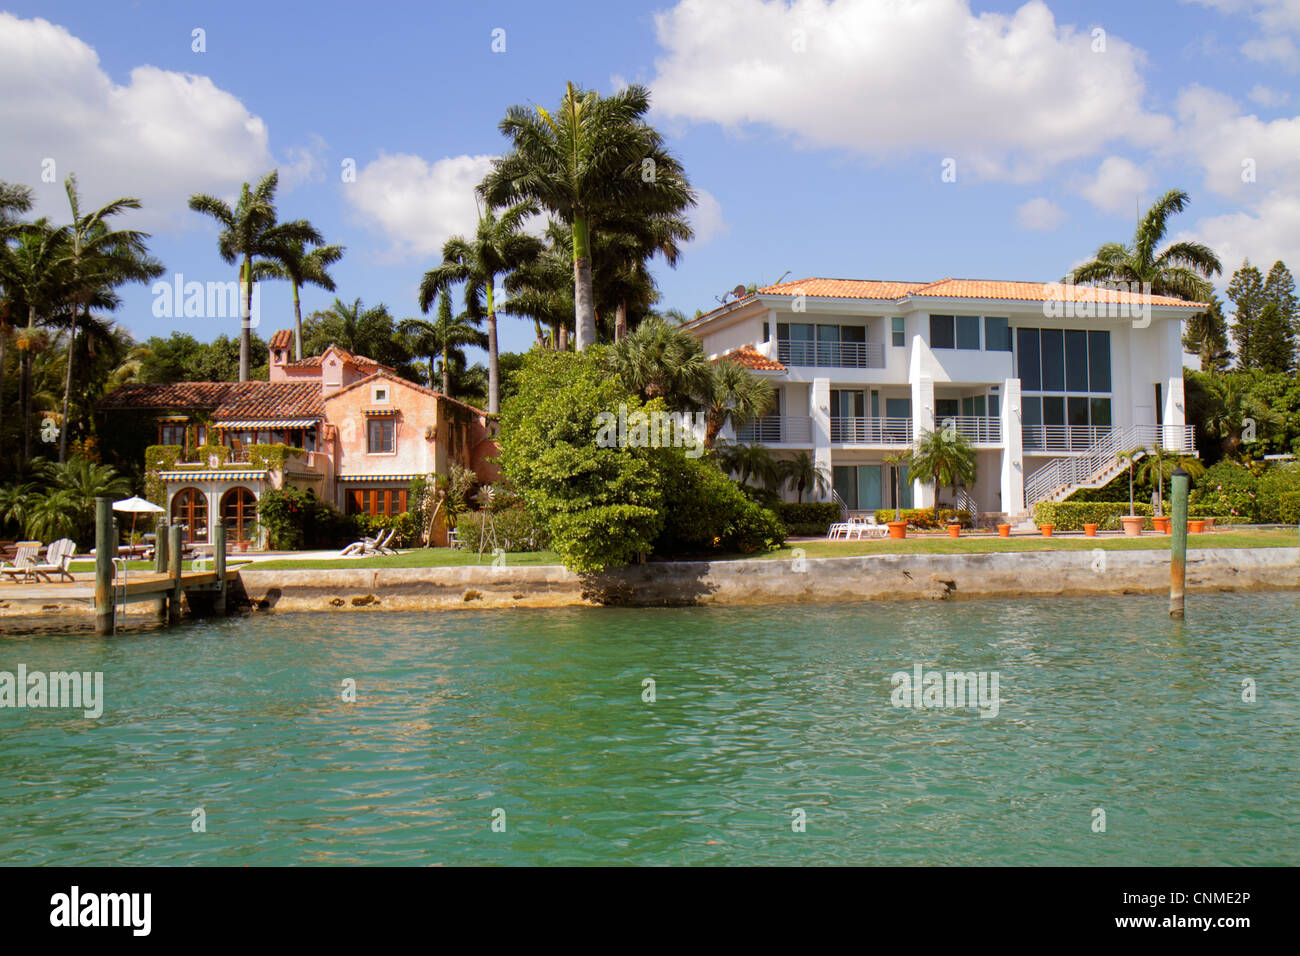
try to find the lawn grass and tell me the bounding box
[249,549,563,570]
[753,528,1297,560]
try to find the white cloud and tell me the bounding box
[1247,83,1290,106]
[1077,156,1151,214]
[1015,197,1066,231]
[689,189,729,245]
[1182,1,1300,67]
[342,152,494,262]
[1171,84,1300,198]
[650,0,1170,182]
[1187,190,1300,280]
[0,13,279,229]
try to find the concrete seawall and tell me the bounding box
[233,547,1300,612]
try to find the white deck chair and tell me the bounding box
[826,521,850,540]
[371,527,398,555]
[340,534,378,556]
[31,538,77,582]
[1,541,42,582]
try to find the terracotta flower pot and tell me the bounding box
[1121,515,1144,537]
[1154,516,1171,534]
[1040,524,1054,538]
[947,523,961,538]
[887,520,907,539]
[997,524,1011,538]
[1084,523,1098,537]
[1188,520,1206,534]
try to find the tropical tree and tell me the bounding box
[884,449,912,522]
[1183,295,1233,372]
[398,293,487,396]
[909,427,977,521]
[600,210,693,341]
[1068,189,1222,302]
[699,358,774,448]
[480,82,695,350]
[778,451,829,503]
[302,297,409,371]
[715,441,779,489]
[1116,446,1146,516]
[1202,376,1281,459]
[1137,448,1205,516]
[0,181,34,445]
[188,170,322,381]
[254,237,343,360]
[502,219,576,348]
[418,204,540,414]
[607,315,711,410]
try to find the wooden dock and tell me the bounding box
[1,569,238,605]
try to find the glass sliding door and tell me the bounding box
[857,465,883,512]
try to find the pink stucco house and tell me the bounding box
[100,329,500,546]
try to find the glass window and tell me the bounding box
[778,322,814,365]
[956,315,980,350]
[1022,396,1042,428]
[762,322,769,343]
[1065,330,1089,392]
[885,397,911,419]
[367,419,395,453]
[1068,396,1090,427]
[1090,398,1111,427]
[1088,331,1111,392]
[1043,396,1065,426]
[1016,328,1041,390]
[930,315,955,349]
[936,398,960,419]
[840,325,866,343]
[1040,329,1065,391]
[988,393,1000,418]
[985,316,1011,351]
[832,466,856,511]
[891,317,905,347]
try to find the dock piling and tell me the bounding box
[214,522,227,615]
[168,524,183,625]
[1170,467,1189,619]
[154,517,169,621]
[93,497,114,635]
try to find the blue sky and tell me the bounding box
[2,0,1298,358]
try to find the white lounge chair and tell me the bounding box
[372,527,398,554]
[340,527,397,556]
[1,541,42,582]
[31,538,77,582]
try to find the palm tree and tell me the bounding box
[1136,449,1202,517]
[1116,446,1147,516]
[715,441,780,489]
[700,358,774,448]
[884,449,913,522]
[1068,189,1222,302]
[778,451,829,503]
[480,82,695,350]
[600,210,693,342]
[0,181,33,445]
[503,219,576,348]
[303,297,405,367]
[419,204,540,414]
[607,315,712,410]
[55,174,163,461]
[1203,375,1280,459]
[398,293,487,396]
[188,170,322,381]
[909,427,977,522]
[254,237,343,360]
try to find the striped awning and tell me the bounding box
[362,407,398,417]
[159,471,268,482]
[214,419,320,428]
[336,474,421,482]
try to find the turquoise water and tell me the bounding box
[1,594,1297,865]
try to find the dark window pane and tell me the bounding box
[1022,396,1042,427]
[891,317,906,347]
[1065,330,1088,392]
[1090,397,1111,427]
[833,466,856,511]
[985,316,1011,351]
[936,398,960,418]
[840,325,866,343]
[1040,329,1065,391]
[930,315,955,349]
[956,315,980,350]
[1088,331,1111,392]
[885,397,911,418]
[988,393,1000,417]
[1043,396,1065,426]
[1017,328,1040,390]
[1068,396,1090,426]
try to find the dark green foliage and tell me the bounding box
[258,486,353,550]
[775,501,841,535]
[654,454,786,556]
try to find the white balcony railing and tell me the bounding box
[777,340,885,369]
[937,416,1002,444]
[830,417,913,444]
[1022,424,1112,453]
[734,415,814,444]
[1024,424,1197,507]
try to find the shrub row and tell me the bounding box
[1032,502,1155,531]
[872,508,973,529]
[774,502,841,536]
[454,506,552,553]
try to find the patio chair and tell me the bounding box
[826,521,850,540]
[340,528,396,556]
[0,541,41,582]
[340,533,378,556]
[31,538,77,582]
[372,528,398,555]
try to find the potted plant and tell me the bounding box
[1117,446,1146,537]
[884,450,910,539]
[1039,523,1054,537]
[997,523,1011,537]
[1083,523,1098,537]
[947,520,961,538]
[909,427,976,538]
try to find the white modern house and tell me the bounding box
[685,277,1204,521]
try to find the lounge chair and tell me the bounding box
[31,538,77,582]
[1,541,41,582]
[340,528,397,556]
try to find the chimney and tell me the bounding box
[268,329,292,382]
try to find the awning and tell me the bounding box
[214,419,320,428]
[362,407,398,417]
[159,471,268,482]
[337,474,421,482]
[156,414,189,422]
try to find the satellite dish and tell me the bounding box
[732,284,747,298]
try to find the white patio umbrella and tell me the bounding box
[112,496,165,557]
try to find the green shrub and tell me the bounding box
[352,511,420,547]
[1032,501,1154,531]
[454,506,551,552]
[775,502,840,535]
[259,486,355,549]
[1192,460,1261,521]
[873,508,972,529]
[656,455,785,556]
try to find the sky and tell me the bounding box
[2,0,1298,359]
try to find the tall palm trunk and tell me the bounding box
[0,323,8,441]
[440,347,451,396]
[22,303,36,459]
[59,306,80,462]
[239,256,252,382]
[292,280,303,361]
[572,214,596,350]
[615,300,628,342]
[485,283,499,415]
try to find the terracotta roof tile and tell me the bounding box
[268,329,292,350]
[719,345,786,371]
[909,278,1205,308]
[98,382,234,410]
[757,278,932,299]
[212,382,324,421]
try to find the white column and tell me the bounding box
[910,373,935,508]
[811,377,832,502]
[1164,375,1187,451]
[1000,378,1024,516]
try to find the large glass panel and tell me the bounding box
[832,466,856,510]
[1065,330,1089,392]
[961,396,975,417]
[985,316,1011,351]
[870,390,880,418]
[1040,329,1065,391]
[779,322,815,365]
[988,393,1000,418]
[956,315,980,350]
[936,398,960,419]
[930,315,955,349]
[1043,396,1065,426]
[1088,330,1111,392]
[1016,328,1040,390]
[885,397,911,418]
[1068,396,1090,426]
[858,466,883,512]
[1090,397,1112,427]
[1022,396,1042,428]
[816,324,839,366]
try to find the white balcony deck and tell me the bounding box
[830,417,913,445]
[777,340,885,369]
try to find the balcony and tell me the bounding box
[777,340,885,369]
[937,416,1002,444]
[1022,425,1111,453]
[830,417,913,444]
[734,415,813,444]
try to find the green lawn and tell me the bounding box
[250,549,563,570]
[755,528,1298,560]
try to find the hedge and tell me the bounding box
[775,502,840,535]
[873,508,973,529]
[455,507,551,553]
[1032,502,1157,531]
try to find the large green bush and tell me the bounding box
[775,502,840,536]
[872,507,972,529]
[1032,501,1154,531]
[655,454,786,556]
[259,486,355,549]
[454,506,551,553]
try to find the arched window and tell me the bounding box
[170,488,208,543]
[221,487,258,543]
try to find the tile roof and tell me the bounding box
[285,345,389,370]
[323,370,490,417]
[99,381,324,420]
[908,278,1205,307]
[268,329,292,350]
[758,278,931,299]
[719,345,786,371]
[98,382,235,410]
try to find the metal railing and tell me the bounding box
[1024,424,1196,508]
[830,417,913,444]
[938,416,1002,444]
[734,415,813,444]
[1022,424,1112,452]
[777,339,885,369]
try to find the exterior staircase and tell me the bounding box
[1023,424,1196,510]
